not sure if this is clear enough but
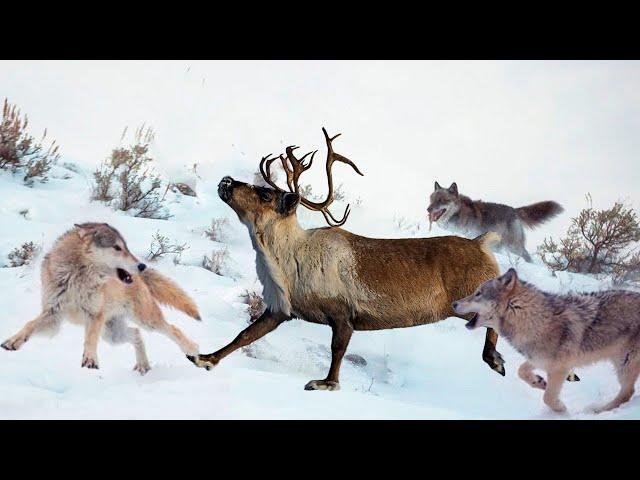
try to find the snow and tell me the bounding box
[0,163,637,420]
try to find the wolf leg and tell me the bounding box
[82,312,106,369]
[518,361,547,389]
[542,367,569,413]
[482,328,506,376]
[594,355,640,413]
[190,309,289,370]
[155,319,199,357]
[566,371,580,382]
[305,320,353,391]
[102,317,151,375]
[1,311,60,351]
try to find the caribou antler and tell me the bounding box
[260,127,364,227]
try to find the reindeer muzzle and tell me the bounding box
[218,176,235,202]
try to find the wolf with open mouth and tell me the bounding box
[1,222,202,373]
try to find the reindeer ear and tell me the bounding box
[448,182,458,196]
[278,192,300,215]
[434,181,442,191]
[500,268,519,289]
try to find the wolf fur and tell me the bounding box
[428,182,563,262]
[453,268,640,413]
[1,222,201,374]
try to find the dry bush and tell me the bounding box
[204,217,229,242]
[92,125,170,219]
[0,99,60,185]
[393,214,420,235]
[202,247,229,276]
[169,182,196,197]
[241,289,266,322]
[146,232,188,263]
[6,241,41,267]
[538,195,640,284]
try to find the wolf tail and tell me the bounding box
[140,269,201,321]
[516,201,563,228]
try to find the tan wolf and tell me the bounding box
[1,222,201,374]
[427,182,563,262]
[453,268,640,414]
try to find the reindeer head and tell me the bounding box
[218,128,363,231]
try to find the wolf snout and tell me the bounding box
[138,263,146,272]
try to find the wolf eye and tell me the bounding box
[475,291,481,297]
[114,246,122,251]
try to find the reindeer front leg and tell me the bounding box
[482,328,506,376]
[190,309,289,370]
[305,319,353,391]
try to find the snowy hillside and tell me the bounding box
[0,161,637,420]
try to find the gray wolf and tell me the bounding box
[453,268,640,413]
[427,182,563,262]
[189,128,506,390]
[2,222,201,374]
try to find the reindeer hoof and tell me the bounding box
[304,380,340,391]
[484,350,506,376]
[187,354,217,371]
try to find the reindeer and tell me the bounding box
[189,128,506,390]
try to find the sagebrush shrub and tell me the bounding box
[204,218,229,242]
[241,290,266,322]
[202,247,229,276]
[146,232,188,263]
[6,241,40,267]
[538,195,640,284]
[0,99,59,185]
[92,126,170,219]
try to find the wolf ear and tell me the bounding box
[434,181,442,191]
[500,268,518,290]
[448,182,458,196]
[75,224,95,240]
[278,192,300,215]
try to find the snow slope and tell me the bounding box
[0,162,637,420]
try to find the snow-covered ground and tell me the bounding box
[0,161,637,420]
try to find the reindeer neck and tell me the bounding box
[247,215,308,317]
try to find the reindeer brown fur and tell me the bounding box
[190,128,506,390]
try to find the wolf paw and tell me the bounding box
[187,354,217,371]
[134,362,151,375]
[304,380,340,391]
[532,375,547,390]
[81,355,99,369]
[483,350,506,376]
[566,372,580,382]
[1,335,28,351]
[545,400,567,414]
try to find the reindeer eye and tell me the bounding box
[257,190,272,202]
[114,246,122,251]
